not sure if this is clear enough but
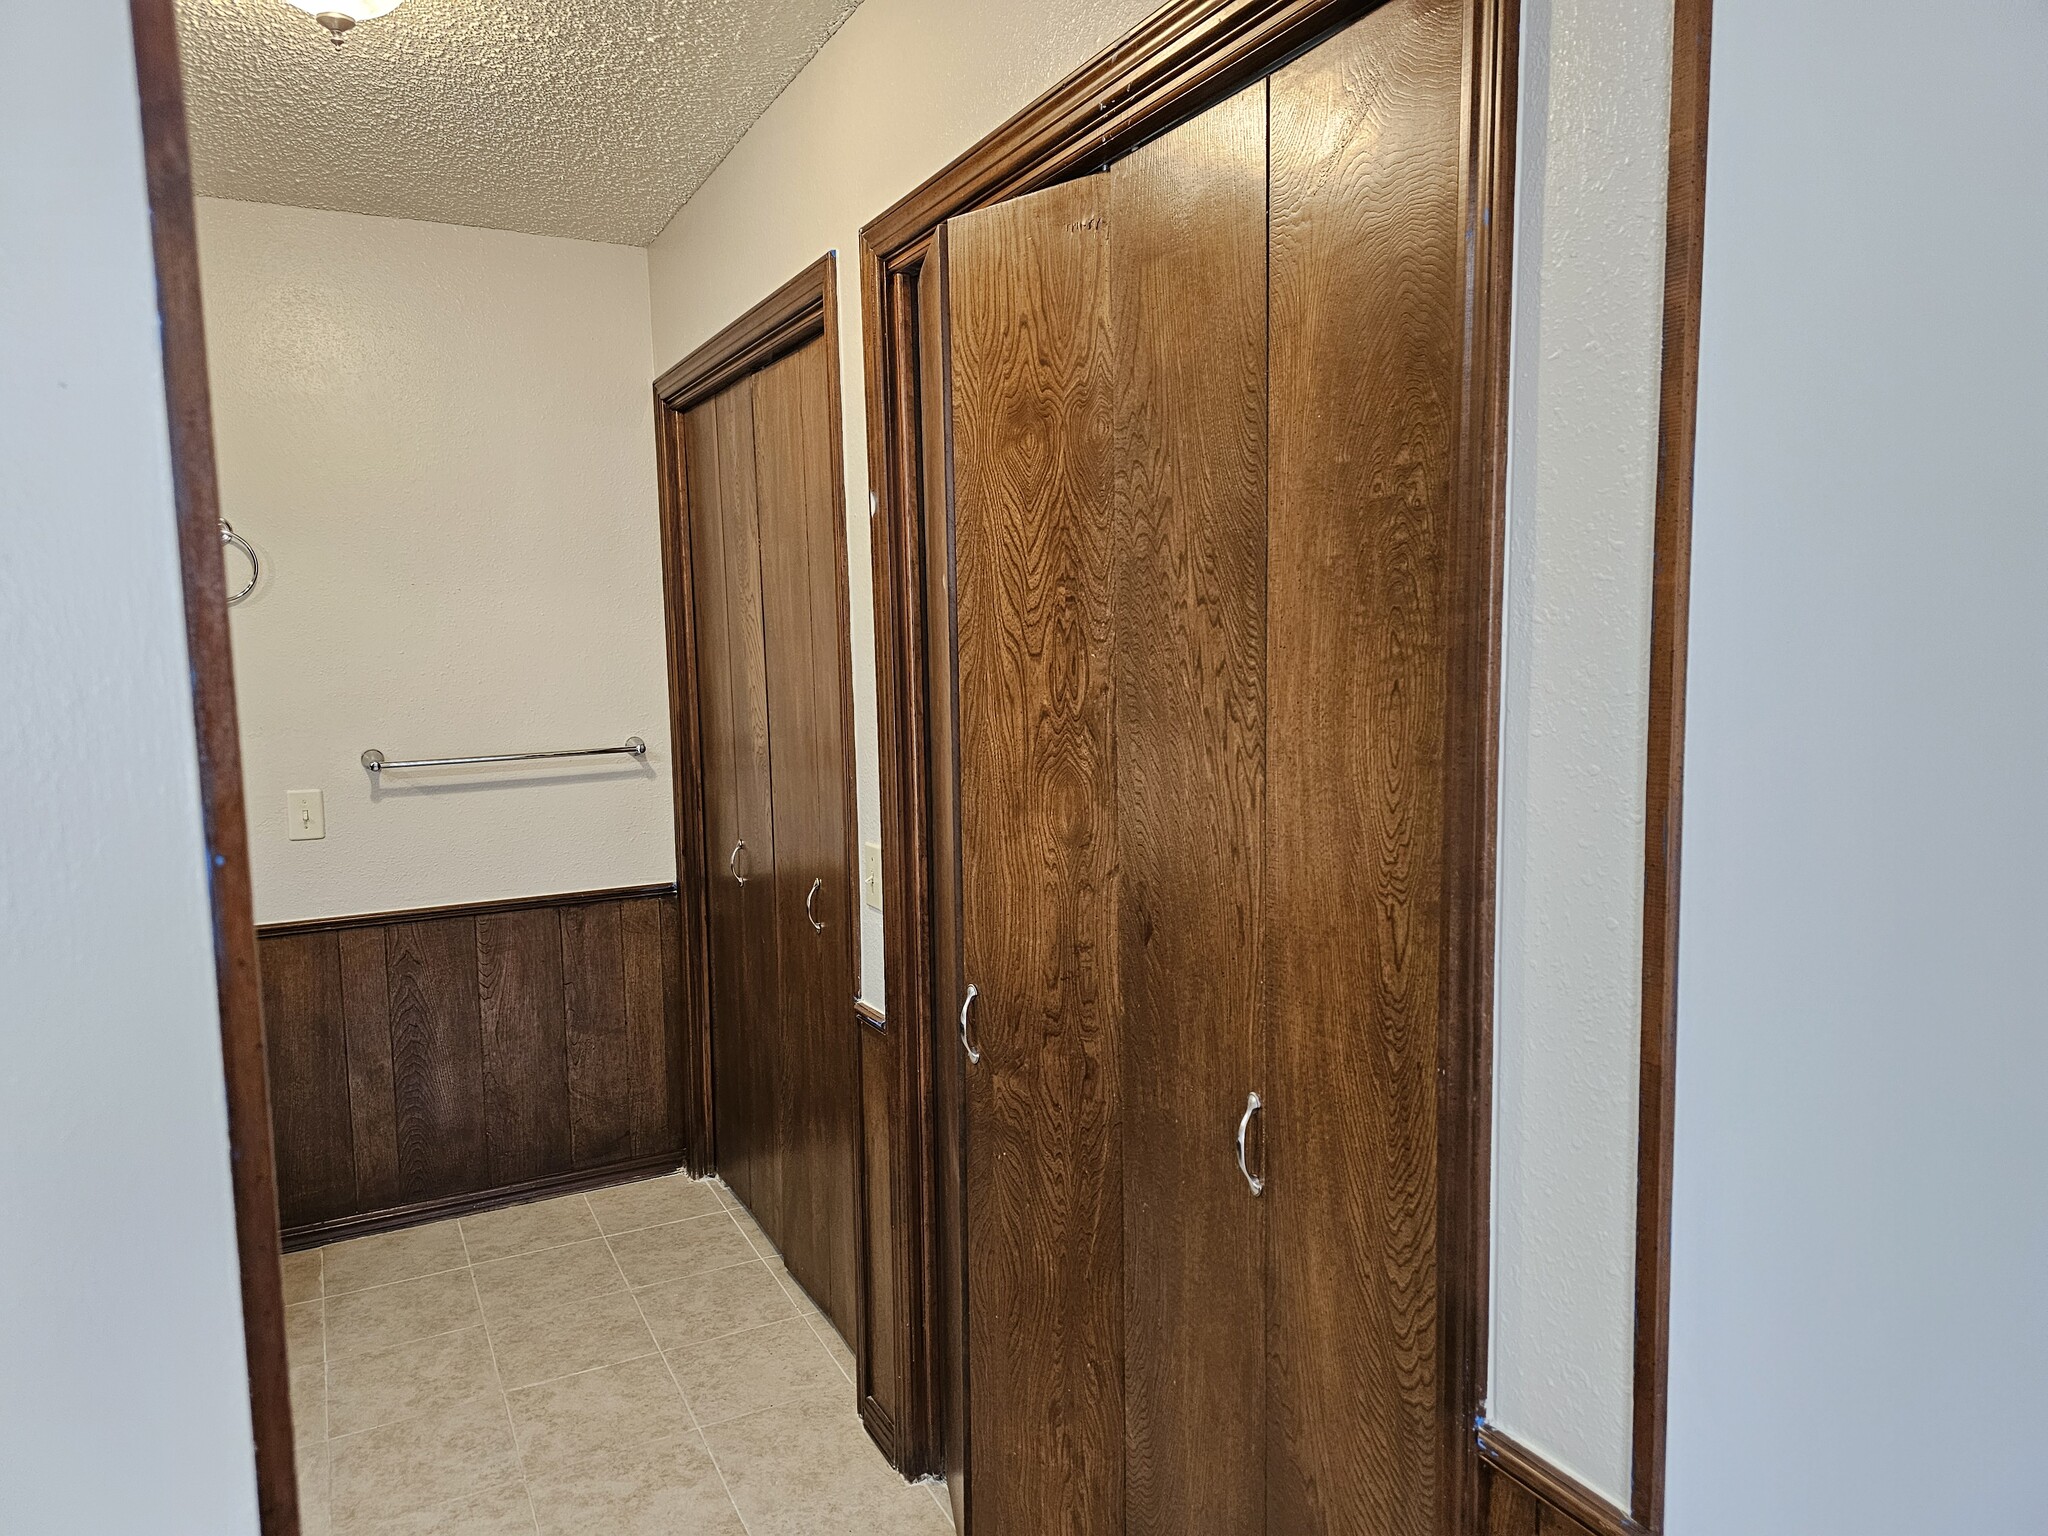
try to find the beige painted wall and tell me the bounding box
[1489,0,1674,1504]
[197,198,673,923]
[2,5,259,1528]
[646,0,1161,1005]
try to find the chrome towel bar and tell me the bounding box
[361,737,646,774]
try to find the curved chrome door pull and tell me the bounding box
[806,878,824,931]
[959,983,982,1065]
[730,840,748,885]
[1236,1091,1264,1196]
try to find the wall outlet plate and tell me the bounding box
[286,789,325,841]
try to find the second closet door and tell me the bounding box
[687,341,859,1343]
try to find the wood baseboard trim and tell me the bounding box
[1478,1425,1644,1536]
[281,1151,686,1251]
[255,883,678,939]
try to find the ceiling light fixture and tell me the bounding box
[284,0,406,46]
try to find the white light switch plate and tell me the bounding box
[287,789,325,841]
[861,840,883,909]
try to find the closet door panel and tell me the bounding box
[686,391,779,1227]
[1264,4,1463,1533]
[1111,80,1270,1536]
[947,173,1120,1536]
[752,337,859,1338]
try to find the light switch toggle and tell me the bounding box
[287,790,325,841]
[861,840,883,910]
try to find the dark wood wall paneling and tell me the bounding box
[261,887,687,1245]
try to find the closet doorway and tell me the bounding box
[655,256,862,1343]
[869,0,1515,1529]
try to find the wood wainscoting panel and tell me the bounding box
[476,906,572,1186]
[260,886,687,1245]
[385,915,490,1203]
[260,931,356,1229]
[1483,1461,1601,1536]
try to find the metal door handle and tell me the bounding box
[806,877,824,931]
[1236,1092,1264,1196]
[959,983,982,1065]
[730,840,748,884]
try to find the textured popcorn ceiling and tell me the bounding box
[177,0,862,244]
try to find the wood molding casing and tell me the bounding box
[1630,0,1712,1527]
[1479,1426,1643,1536]
[128,2,299,1530]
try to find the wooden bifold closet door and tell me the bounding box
[684,336,859,1341]
[936,2,1464,1531]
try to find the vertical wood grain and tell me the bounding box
[562,899,633,1169]
[1110,77,1271,1536]
[338,926,399,1209]
[384,916,488,1202]
[620,896,675,1157]
[753,337,862,1339]
[947,172,1121,1536]
[260,931,356,1227]
[476,907,571,1185]
[1265,4,1464,1533]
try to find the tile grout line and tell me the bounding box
[610,1210,759,1536]
[454,1213,543,1536]
[317,1208,733,1300]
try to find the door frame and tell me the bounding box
[649,248,864,1281]
[129,2,300,1531]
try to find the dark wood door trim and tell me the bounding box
[1479,1425,1646,1536]
[1629,0,1713,1528]
[128,2,299,1531]
[859,0,1521,1501]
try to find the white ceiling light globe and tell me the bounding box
[284,0,407,44]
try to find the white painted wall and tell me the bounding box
[1489,0,1672,1505]
[0,5,260,1531]
[646,0,1160,1005]
[197,198,673,923]
[1668,2,2048,1530]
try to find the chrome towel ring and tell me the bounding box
[220,520,259,605]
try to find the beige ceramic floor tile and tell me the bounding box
[283,1247,324,1305]
[331,1481,535,1535]
[458,1194,600,1264]
[709,1178,742,1210]
[470,1236,625,1326]
[585,1173,723,1235]
[636,1259,797,1352]
[524,1432,746,1536]
[506,1354,692,1479]
[323,1222,471,1296]
[704,1392,952,1536]
[606,1213,756,1290]
[328,1392,519,1527]
[326,1325,500,1438]
[487,1287,657,1390]
[297,1439,332,1536]
[287,1300,325,1367]
[668,1315,850,1427]
[764,1258,825,1320]
[326,1269,482,1361]
[291,1360,327,1445]
[926,1478,956,1526]
[810,1313,858,1385]
[723,1202,779,1260]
